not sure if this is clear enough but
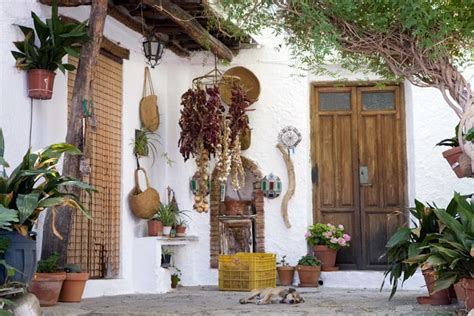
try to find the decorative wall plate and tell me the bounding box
[278,126,302,151]
[261,174,282,199]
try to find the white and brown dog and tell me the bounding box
[239,287,304,305]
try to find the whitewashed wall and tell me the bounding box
[0,1,472,297]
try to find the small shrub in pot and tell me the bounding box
[277,255,295,286]
[29,253,66,307]
[59,264,89,303]
[296,255,321,287]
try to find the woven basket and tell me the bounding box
[139,67,160,131]
[129,168,160,219]
[220,66,260,105]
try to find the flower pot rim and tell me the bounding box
[277,266,295,270]
[34,272,66,281]
[296,264,321,271]
[442,146,462,158]
[65,272,89,281]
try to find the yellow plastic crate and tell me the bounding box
[218,252,276,291]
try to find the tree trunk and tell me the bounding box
[41,0,108,265]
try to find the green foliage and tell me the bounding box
[277,255,290,267]
[158,203,176,227]
[436,125,460,148]
[297,255,321,266]
[132,129,174,166]
[64,264,81,273]
[0,128,94,234]
[11,0,88,73]
[37,252,60,273]
[306,223,350,250]
[465,127,474,141]
[171,267,182,284]
[219,0,473,78]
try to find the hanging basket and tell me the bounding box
[139,67,160,132]
[27,69,56,100]
[129,168,160,219]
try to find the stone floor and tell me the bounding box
[43,286,467,316]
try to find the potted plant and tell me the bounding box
[0,128,93,285]
[436,125,469,178]
[306,223,351,271]
[381,198,456,304]
[161,248,173,267]
[406,193,473,309]
[29,253,66,307]
[148,208,163,237]
[11,0,88,99]
[159,203,176,237]
[175,218,187,237]
[296,255,321,287]
[58,264,89,303]
[171,267,181,289]
[277,255,295,286]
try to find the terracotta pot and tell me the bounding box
[148,220,163,236]
[296,265,321,287]
[454,280,466,304]
[171,277,178,289]
[176,225,186,237]
[29,272,66,306]
[163,226,172,236]
[277,266,295,286]
[416,269,452,305]
[59,272,89,303]
[223,200,250,216]
[27,69,56,100]
[463,278,474,311]
[442,147,465,178]
[313,245,338,271]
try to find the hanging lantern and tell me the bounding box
[142,34,165,68]
[261,173,282,199]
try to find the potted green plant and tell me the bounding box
[29,252,66,307]
[296,255,321,287]
[405,193,473,309]
[148,208,163,237]
[381,199,456,304]
[277,255,295,286]
[159,203,176,237]
[11,0,88,99]
[171,267,181,289]
[59,264,89,303]
[306,223,350,271]
[161,248,173,267]
[436,125,469,178]
[0,128,93,285]
[175,218,187,237]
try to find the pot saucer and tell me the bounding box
[298,283,319,288]
[416,296,451,305]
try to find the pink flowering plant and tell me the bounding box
[306,223,351,250]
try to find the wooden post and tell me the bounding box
[41,0,108,264]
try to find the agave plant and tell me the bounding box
[10,0,88,73]
[0,128,93,236]
[380,198,458,299]
[405,193,474,293]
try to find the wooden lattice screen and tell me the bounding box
[66,54,122,278]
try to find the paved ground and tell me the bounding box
[43,286,466,316]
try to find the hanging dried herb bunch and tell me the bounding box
[228,84,254,143]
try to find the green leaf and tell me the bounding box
[37,197,65,208]
[62,63,76,71]
[64,47,80,58]
[16,193,40,225]
[433,274,457,293]
[0,206,18,231]
[31,12,49,45]
[386,227,411,248]
[0,128,4,158]
[425,254,447,266]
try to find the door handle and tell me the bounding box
[359,166,372,187]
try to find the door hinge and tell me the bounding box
[311,165,319,185]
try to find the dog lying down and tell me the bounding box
[239,287,304,305]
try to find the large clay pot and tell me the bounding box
[416,269,452,305]
[442,147,465,178]
[223,200,250,216]
[0,231,37,285]
[27,69,56,100]
[463,278,474,311]
[454,280,466,304]
[59,272,89,303]
[313,245,338,271]
[148,220,163,236]
[29,272,66,306]
[277,266,295,286]
[296,265,321,287]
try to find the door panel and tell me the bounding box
[312,85,406,270]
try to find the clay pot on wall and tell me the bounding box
[277,266,295,286]
[29,272,66,306]
[296,265,321,287]
[442,147,466,178]
[148,220,163,236]
[176,225,186,237]
[416,269,452,305]
[59,272,89,303]
[27,70,56,100]
[313,245,339,271]
[163,226,172,237]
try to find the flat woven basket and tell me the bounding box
[219,66,260,105]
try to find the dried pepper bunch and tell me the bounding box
[203,86,224,156]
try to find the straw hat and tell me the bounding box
[219,66,260,105]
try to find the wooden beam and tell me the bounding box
[142,0,233,61]
[41,0,109,265]
[107,2,191,57]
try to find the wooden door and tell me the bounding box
[311,85,406,270]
